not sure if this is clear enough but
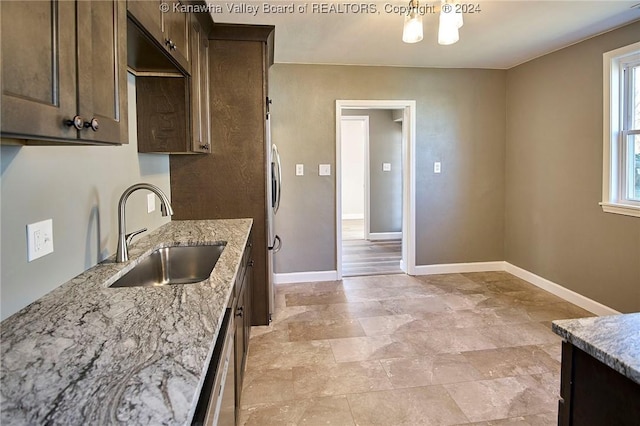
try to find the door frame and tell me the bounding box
[336,100,417,279]
[340,115,370,239]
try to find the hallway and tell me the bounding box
[342,219,402,277]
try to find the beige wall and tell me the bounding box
[270,64,506,273]
[505,21,640,313]
[0,73,171,320]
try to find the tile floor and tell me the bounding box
[238,272,595,425]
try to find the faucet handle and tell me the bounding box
[125,228,147,246]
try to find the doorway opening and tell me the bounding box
[336,100,416,279]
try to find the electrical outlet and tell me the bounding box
[434,162,441,174]
[296,164,304,176]
[383,163,391,172]
[319,164,331,176]
[27,219,54,262]
[147,193,156,213]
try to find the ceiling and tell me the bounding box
[210,1,640,69]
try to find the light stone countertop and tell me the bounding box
[0,219,252,425]
[552,313,640,385]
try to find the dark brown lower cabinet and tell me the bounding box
[192,231,252,426]
[234,232,253,419]
[558,341,640,425]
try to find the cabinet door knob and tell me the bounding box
[65,115,84,130]
[84,118,99,132]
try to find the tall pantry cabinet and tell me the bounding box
[170,24,275,326]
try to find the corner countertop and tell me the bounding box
[552,313,640,385]
[1,219,252,425]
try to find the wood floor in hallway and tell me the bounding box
[341,219,402,276]
[342,239,402,277]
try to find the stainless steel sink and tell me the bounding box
[110,244,226,288]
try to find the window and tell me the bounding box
[602,42,640,218]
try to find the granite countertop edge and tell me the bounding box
[0,218,252,426]
[552,313,640,386]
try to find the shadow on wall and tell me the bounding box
[84,188,110,269]
[1,145,22,177]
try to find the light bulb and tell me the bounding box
[403,9,423,43]
[438,2,459,45]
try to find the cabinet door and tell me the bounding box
[77,0,128,144]
[162,1,190,70]
[1,0,77,141]
[243,258,253,356]
[126,0,163,43]
[234,278,246,409]
[189,18,210,153]
[199,35,211,151]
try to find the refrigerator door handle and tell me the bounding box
[272,145,282,214]
[268,235,282,253]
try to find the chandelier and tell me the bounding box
[402,0,464,45]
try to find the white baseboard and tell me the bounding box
[342,214,364,220]
[503,263,620,316]
[413,261,507,275]
[368,232,402,241]
[274,270,339,285]
[274,261,619,316]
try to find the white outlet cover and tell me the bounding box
[434,162,441,174]
[296,164,304,176]
[319,164,331,176]
[382,163,391,172]
[27,219,54,262]
[147,193,156,213]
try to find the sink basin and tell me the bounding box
[110,244,226,288]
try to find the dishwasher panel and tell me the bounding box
[192,309,236,426]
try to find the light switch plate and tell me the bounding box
[147,193,156,213]
[383,163,391,172]
[296,164,304,176]
[434,162,441,174]
[27,219,54,262]
[319,164,331,176]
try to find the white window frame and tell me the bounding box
[601,41,640,218]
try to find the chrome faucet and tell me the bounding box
[116,183,174,263]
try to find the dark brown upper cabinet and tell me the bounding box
[133,9,212,154]
[163,2,190,70]
[135,76,191,153]
[127,0,190,72]
[1,0,128,145]
[126,0,163,43]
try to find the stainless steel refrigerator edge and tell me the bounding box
[266,105,282,322]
